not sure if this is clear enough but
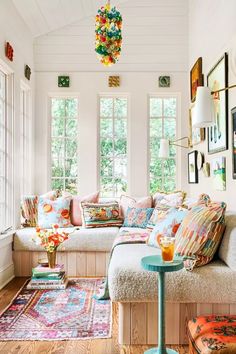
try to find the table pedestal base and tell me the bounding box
[144,348,178,354]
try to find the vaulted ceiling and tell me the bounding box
[12,0,128,37]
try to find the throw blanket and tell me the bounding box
[95,229,150,300]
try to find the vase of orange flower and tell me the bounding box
[35,224,69,268]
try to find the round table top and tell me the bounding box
[141,255,184,273]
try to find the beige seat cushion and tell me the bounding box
[14,227,119,252]
[108,244,236,303]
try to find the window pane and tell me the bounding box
[150,137,160,160]
[100,118,113,137]
[66,119,77,137]
[114,98,127,117]
[51,138,64,160]
[150,119,162,138]
[65,179,77,194]
[163,159,176,178]
[100,138,113,157]
[114,139,127,157]
[100,177,114,197]
[52,118,64,137]
[65,139,77,158]
[150,158,162,181]
[100,98,113,117]
[65,99,78,118]
[101,158,113,177]
[164,118,176,139]
[163,98,176,117]
[114,158,127,177]
[52,160,64,177]
[51,178,64,191]
[114,119,127,138]
[65,159,77,177]
[170,144,176,157]
[51,99,66,117]
[114,178,127,195]
[150,98,162,117]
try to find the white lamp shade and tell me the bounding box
[192,86,214,128]
[159,139,170,158]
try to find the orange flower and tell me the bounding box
[61,209,69,219]
[43,204,52,213]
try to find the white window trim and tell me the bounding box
[98,93,130,197]
[47,93,79,192]
[148,92,181,192]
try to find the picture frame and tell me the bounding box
[231,106,236,179]
[189,104,205,145]
[188,150,198,184]
[207,53,228,154]
[190,57,204,102]
[212,156,226,191]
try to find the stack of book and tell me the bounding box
[27,264,68,290]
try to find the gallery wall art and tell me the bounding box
[231,106,236,179]
[188,150,198,184]
[190,57,204,102]
[212,156,226,191]
[207,53,228,154]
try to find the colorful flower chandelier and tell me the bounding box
[95,0,122,66]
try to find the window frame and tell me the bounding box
[98,93,130,198]
[48,93,79,193]
[148,93,181,193]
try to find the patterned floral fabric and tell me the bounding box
[123,207,154,228]
[21,195,38,227]
[152,190,186,208]
[188,315,236,353]
[146,205,171,229]
[81,202,123,228]
[148,207,188,248]
[70,191,100,226]
[119,195,152,218]
[38,196,72,228]
[175,195,226,270]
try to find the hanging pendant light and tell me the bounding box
[95,0,122,66]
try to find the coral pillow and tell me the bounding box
[148,207,188,248]
[175,195,226,270]
[70,191,99,226]
[81,202,122,228]
[38,197,72,228]
[123,207,154,228]
[120,195,152,218]
[152,190,186,208]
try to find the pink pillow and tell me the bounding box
[120,195,152,218]
[71,191,99,226]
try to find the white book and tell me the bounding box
[27,278,68,290]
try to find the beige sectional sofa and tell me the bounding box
[13,212,236,345]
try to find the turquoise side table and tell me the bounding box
[141,255,184,354]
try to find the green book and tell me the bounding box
[32,271,65,279]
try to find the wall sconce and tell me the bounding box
[193,84,236,128]
[159,137,192,158]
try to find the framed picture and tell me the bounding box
[189,104,205,146]
[190,57,204,102]
[188,150,198,183]
[207,53,228,154]
[212,157,226,191]
[231,106,236,179]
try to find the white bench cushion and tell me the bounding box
[14,227,119,252]
[108,243,236,303]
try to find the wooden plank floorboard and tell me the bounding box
[0,278,188,354]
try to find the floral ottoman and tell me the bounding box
[188,315,236,354]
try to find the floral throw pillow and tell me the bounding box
[146,205,171,229]
[38,197,72,228]
[120,195,152,218]
[152,190,186,208]
[81,202,123,228]
[123,207,154,228]
[147,207,188,248]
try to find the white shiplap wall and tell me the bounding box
[34,0,188,72]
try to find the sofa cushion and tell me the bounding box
[123,207,153,228]
[70,191,100,226]
[108,244,236,303]
[218,212,236,271]
[120,195,152,218]
[81,202,123,228]
[14,227,119,252]
[38,196,72,228]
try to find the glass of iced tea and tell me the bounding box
[159,236,175,263]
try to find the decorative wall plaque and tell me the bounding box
[24,65,31,80]
[5,42,14,61]
[58,76,70,87]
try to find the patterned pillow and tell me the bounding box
[152,190,186,208]
[81,202,123,228]
[175,196,226,270]
[120,195,152,218]
[146,205,171,229]
[70,191,100,226]
[38,197,72,228]
[123,207,154,228]
[148,208,188,248]
[21,195,38,227]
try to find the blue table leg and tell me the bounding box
[144,272,178,354]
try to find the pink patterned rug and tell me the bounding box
[0,278,111,341]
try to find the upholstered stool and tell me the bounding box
[188,315,236,353]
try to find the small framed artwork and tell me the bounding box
[212,156,226,191]
[188,150,198,184]
[159,76,170,88]
[207,53,228,154]
[190,57,204,102]
[231,106,236,179]
[189,104,205,145]
[58,76,70,88]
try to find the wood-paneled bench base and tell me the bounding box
[13,251,110,277]
[118,302,236,345]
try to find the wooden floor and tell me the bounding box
[0,278,189,354]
